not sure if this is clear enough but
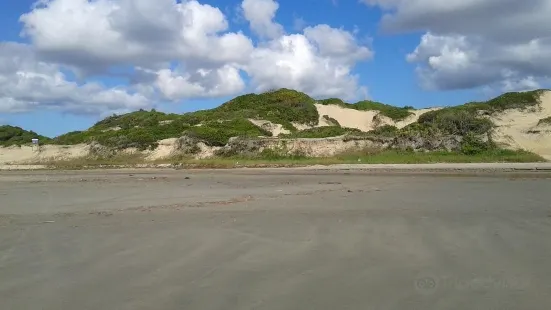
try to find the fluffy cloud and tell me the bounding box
[241,0,285,39]
[20,0,254,71]
[155,65,246,100]
[0,42,149,114]
[0,0,372,114]
[365,0,551,90]
[246,26,372,99]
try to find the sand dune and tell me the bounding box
[2,92,550,164]
[0,144,88,164]
[492,91,551,160]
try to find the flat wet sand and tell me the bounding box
[1,169,550,309]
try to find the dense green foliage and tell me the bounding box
[54,116,193,150]
[318,98,414,121]
[0,125,50,146]
[462,90,545,113]
[92,109,182,130]
[20,88,550,156]
[214,88,318,130]
[368,125,399,137]
[417,109,494,136]
[184,119,272,146]
[421,90,546,124]
[52,89,318,148]
[282,126,361,139]
[538,116,551,126]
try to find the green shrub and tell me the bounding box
[0,125,51,146]
[282,126,361,139]
[184,119,271,146]
[418,109,494,136]
[460,133,493,155]
[216,89,319,127]
[368,125,399,137]
[464,89,545,113]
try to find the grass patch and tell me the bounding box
[334,149,545,164]
[1,125,51,147]
[34,153,147,170]
[38,148,545,170]
[164,148,545,168]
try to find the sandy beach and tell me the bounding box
[1,168,550,310]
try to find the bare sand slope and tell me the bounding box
[0,144,88,164]
[315,104,441,131]
[492,91,551,160]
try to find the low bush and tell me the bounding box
[0,125,50,146]
[184,119,271,146]
[418,109,494,136]
[282,126,361,139]
[368,125,399,137]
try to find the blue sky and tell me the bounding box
[1,0,549,137]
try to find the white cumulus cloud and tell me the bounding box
[365,0,551,91]
[0,0,373,114]
[0,42,149,114]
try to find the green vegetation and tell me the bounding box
[417,109,494,136]
[368,125,399,137]
[8,88,549,162]
[160,148,544,168]
[322,115,340,126]
[52,89,319,149]
[319,98,414,121]
[462,89,546,113]
[281,126,361,139]
[537,116,551,126]
[184,119,271,146]
[213,88,318,130]
[0,125,50,147]
[54,115,193,150]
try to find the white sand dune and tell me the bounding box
[0,144,89,164]
[2,93,550,164]
[314,104,380,132]
[491,91,551,160]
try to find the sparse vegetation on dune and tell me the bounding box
[281,126,361,139]
[318,98,414,121]
[184,119,272,146]
[0,125,51,146]
[3,88,550,165]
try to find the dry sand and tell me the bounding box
[315,104,380,131]
[0,144,88,164]
[1,170,550,310]
[145,138,178,160]
[491,91,551,160]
